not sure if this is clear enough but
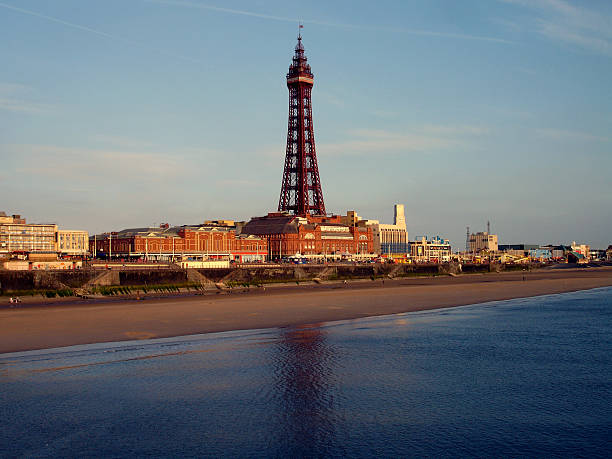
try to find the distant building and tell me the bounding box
[339,211,381,253]
[538,245,571,261]
[528,248,552,261]
[589,249,606,261]
[378,204,409,257]
[91,223,266,263]
[498,244,539,252]
[0,211,87,258]
[571,241,590,261]
[606,245,612,261]
[469,232,498,253]
[0,218,56,255]
[340,204,408,258]
[0,212,25,224]
[241,212,374,261]
[410,236,451,263]
[203,220,235,227]
[498,244,539,260]
[57,230,89,257]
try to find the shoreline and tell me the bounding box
[1,267,612,354]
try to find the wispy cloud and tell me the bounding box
[490,17,523,33]
[539,21,612,56]
[0,1,201,63]
[0,98,54,114]
[420,125,489,136]
[0,82,55,114]
[318,91,345,109]
[147,0,514,44]
[0,82,29,93]
[370,109,399,119]
[216,178,263,187]
[535,128,609,143]
[500,0,612,56]
[484,105,534,119]
[91,135,156,150]
[5,144,191,184]
[319,125,487,156]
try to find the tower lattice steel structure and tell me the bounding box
[278,34,326,216]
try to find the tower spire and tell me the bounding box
[278,33,326,216]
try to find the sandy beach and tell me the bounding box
[1,267,611,354]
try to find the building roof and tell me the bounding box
[94,223,241,239]
[540,244,571,251]
[241,215,299,235]
[181,224,233,233]
[498,244,539,251]
[116,227,172,237]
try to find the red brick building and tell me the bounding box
[91,224,267,262]
[240,213,374,260]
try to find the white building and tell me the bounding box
[378,204,409,257]
[411,236,451,263]
[57,230,89,256]
[469,232,498,253]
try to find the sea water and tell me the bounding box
[1,287,611,458]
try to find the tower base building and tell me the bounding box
[241,212,374,261]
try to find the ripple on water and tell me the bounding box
[1,287,611,457]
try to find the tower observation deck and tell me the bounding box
[278,34,326,216]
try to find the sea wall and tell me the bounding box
[0,263,527,293]
[0,270,99,291]
[203,263,465,283]
[119,270,188,286]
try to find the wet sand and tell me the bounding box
[1,268,612,354]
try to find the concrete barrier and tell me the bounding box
[0,262,533,293]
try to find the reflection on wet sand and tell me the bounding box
[271,324,342,456]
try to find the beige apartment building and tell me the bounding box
[0,212,57,255]
[469,232,498,253]
[0,211,88,258]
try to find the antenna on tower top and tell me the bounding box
[298,22,303,39]
[487,220,490,234]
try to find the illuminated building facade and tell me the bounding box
[241,213,374,260]
[91,224,267,262]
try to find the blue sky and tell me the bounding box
[1,0,611,249]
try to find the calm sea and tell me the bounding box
[1,287,611,458]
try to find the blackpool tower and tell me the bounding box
[278,34,326,216]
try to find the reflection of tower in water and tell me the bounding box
[272,324,341,456]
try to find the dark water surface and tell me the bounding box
[1,288,611,458]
